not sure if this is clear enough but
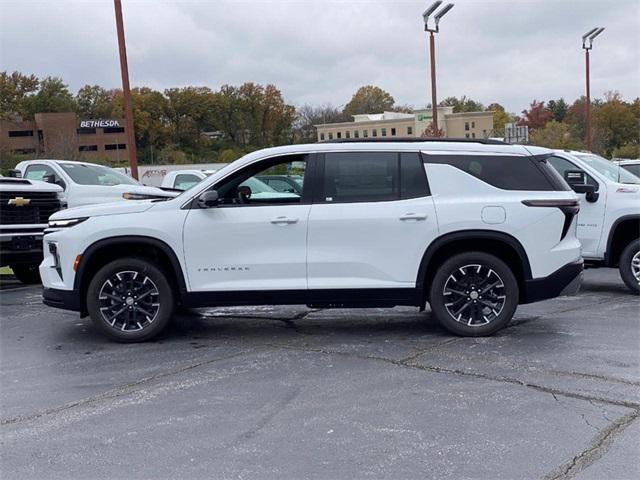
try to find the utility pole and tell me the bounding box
[581,27,604,152]
[114,0,139,179]
[422,1,454,136]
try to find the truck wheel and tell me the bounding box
[86,257,175,342]
[619,239,640,294]
[428,252,519,336]
[11,264,41,284]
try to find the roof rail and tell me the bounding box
[318,137,507,145]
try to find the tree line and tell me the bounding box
[1,71,638,169]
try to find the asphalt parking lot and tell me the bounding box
[1,268,638,480]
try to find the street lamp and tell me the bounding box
[582,27,605,151]
[423,1,454,135]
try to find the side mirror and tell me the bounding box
[564,170,587,186]
[197,190,219,208]
[42,174,56,184]
[564,170,599,202]
[7,169,22,178]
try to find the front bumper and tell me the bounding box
[43,287,81,313]
[1,235,44,266]
[521,260,584,304]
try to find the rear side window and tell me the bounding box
[425,154,556,191]
[622,164,640,177]
[321,152,430,203]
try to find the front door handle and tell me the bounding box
[270,216,299,225]
[399,213,427,221]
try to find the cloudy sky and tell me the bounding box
[1,0,639,113]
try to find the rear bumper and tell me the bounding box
[521,260,584,304]
[43,287,81,312]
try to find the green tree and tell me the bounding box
[75,85,115,118]
[547,98,568,122]
[0,71,39,120]
[343,85,395,117]
[164,86,217,150]
[22,77,76,117]
[612,143,640,159]
[440,96,484,113]
[530,121,583,150]
[131,87,170,157]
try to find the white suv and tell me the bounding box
[40,139,583,342]
[546,150,640,293]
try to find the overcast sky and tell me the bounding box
[1,0,639,114]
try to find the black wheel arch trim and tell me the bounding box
[416,230,533,291]
[73,236,187,311]
[604,214,640,266]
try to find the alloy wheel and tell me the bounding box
[442,264,506,327]
[632,251,640,282]
[98,270,160,332]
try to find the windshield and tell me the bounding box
[60,163,139,186]
[574,154,640,184]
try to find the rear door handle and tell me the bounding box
[270,216,299,225]
[399,213,427,221]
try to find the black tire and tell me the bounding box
[87,257,175,342]
[11,264,41,284]
[619,239,640,294]
[428,252,519,336]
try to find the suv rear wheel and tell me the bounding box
[619,239,640,294]
[86,257,175,342]
[428,252,519,336]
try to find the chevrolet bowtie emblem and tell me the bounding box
[8,197,31,207]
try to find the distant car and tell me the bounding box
[617,159,640,178]
[16,160,177,208]
[160,169,215,191]
[256,175,303,194]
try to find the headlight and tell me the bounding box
[48,217,88,228]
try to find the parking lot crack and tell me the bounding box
[544,409,640,480]
[0,349,253,427]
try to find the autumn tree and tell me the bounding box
[343,85,395,117]
[164,86,217,150]
[520,100,553,132]
[593,91,638,155]
[486,103,514,132]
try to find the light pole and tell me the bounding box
[582,27,604,151]
[422,1,454,136]
[114,0,139,179]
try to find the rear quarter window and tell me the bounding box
[424,154,557,191]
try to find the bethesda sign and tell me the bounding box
[79,119,121,128]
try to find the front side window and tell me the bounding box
[59,163,138,186]
[321,152,430,203]
[214,156,306,206]
[547,156,598,187]
[426,154,557,191]
[174,173,203,190]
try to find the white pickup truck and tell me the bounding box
[0,176,64,283]
[546,150,640,293]
[15,160,176,208]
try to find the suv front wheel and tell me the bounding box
[428,252,519,336]
[87,257,175,342]
[619,239,640,294]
